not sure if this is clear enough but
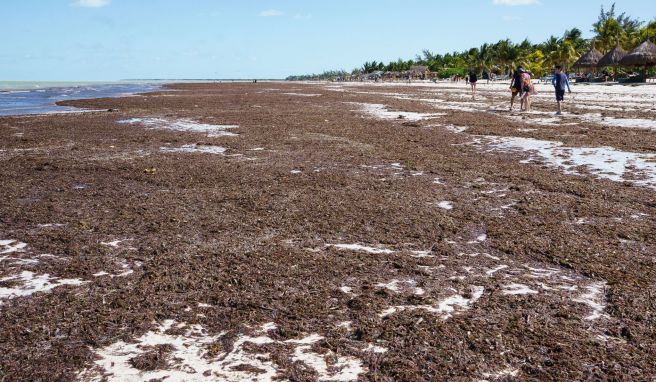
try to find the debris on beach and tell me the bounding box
[2,81,655,380]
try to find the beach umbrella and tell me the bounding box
[619,40,656,67]
[598,44,627,67]
[573,47,603,68]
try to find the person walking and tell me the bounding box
[552,65,572,115]
[469,70,478,100]
[509,68,523,111]
[520,72,536,111]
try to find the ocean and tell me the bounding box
[0,81,164,116]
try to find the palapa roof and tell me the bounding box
[573,47,603,68]
[619,40,656,67]
[598,45,627,67]
[410,65,428,73]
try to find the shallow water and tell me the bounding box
[0,83,162,116]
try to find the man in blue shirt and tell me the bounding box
[552,65,572,115]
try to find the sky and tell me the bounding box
[1,0,654,80]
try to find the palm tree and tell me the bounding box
[596,18,624,52]
[593,3,644,51]
[362,61,384,74]
[563,28,588,52]
[520,50,546,77]
[550,39,577,71]
[639,19,656,42]
[475,43,493,75]
[540,36,560,54]
[492,39,520,75]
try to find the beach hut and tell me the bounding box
[598,44,627,81]
[363,71,384,81]
[383,71,401,81]
[598,44,627,68]
[410,66,429,80]
[619,40,656,83]
[573,46,603,82]
[573,47,603,69]
[619,40,656,67]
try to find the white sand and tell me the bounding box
[375,279,423,295]
[502,283,538,295]
[119,118,239,137]
[0,271,85,301]
[80,321,371,382]
[100,239,125,248]
[282,93,321,97]
[0,240,28,254]
[437,201,453,210]
[485,265,508,275]
[481,367,519,381]
[481,136,656,189]
[410,250,434,258]
[339,286,353,294]
[381,286,484,319]
[289,336,364,381]
[160,144,226,155]
[364,344,388,353]
[349,102,445,121]
[573,282,608,320]
[330,243,394,255]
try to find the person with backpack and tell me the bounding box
[552,65,572,115]
[509,68,523,111]
[520,71,535,111]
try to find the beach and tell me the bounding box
[1,80,655,381]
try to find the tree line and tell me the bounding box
[287,4,656,81]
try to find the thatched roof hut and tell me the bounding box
[410,65,428,74]
[598,45,627,67]
[408,66,429,80]
[573,47,603,68]
[619,40,656,67]
[363,71,384,80]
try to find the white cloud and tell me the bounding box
[72,0,111,7]
[493,0,539,5]
[258,9,285,17]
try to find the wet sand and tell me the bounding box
[1,81,655,381]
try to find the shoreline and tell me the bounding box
[0,79,286,92]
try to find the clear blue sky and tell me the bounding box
[1,0,654,80]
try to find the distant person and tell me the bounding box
[469,70,478,100]
[509,68,523,111]
[552,65,572,115]
[520,72,535,111]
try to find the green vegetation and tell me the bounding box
[287,3,655,81]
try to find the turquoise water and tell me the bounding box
[1,79,278,91]
[0,80,175,91]
[0,79,277,116]
[0,82,163,116]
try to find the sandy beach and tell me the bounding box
[1,81,656,381]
